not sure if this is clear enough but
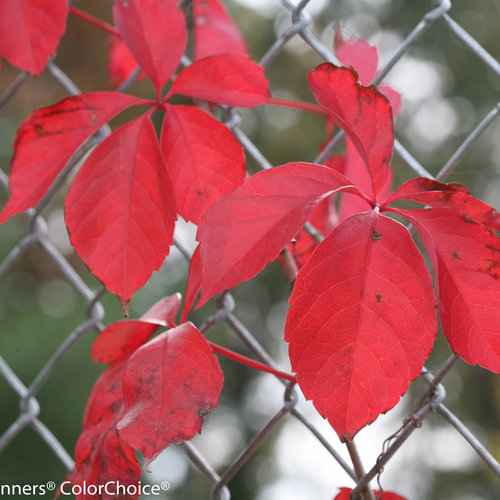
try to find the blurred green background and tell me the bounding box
[1,0,500,499]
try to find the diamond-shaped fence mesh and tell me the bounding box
[1,0,500,499]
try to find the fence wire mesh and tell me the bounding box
[0,0,500,499]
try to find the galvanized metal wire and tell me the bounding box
[0,1,499,499]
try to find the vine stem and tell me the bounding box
[345,440,376,500]
[69,6,120,37]
[208,341,297,383]
[266,97,329,116]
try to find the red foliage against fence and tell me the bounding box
[1,0,500,498]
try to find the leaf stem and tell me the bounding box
[278,247,298,284]
[69,6,121,38]
[345,440,376,500]
[266,97,329,116]
[208,341,297,383]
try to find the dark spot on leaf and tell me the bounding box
[109,400,122,414]
[376,294,382,302]
[34,124,46,136]
[196,190,204,197]
[452,252,459,259]
[197,408,210,417]
[372,229,383,240]
[479,259,500,280]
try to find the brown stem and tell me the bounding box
[278,247,298,285]
[345,440,376,500]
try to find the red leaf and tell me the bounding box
[65,114,177,301]
[107,35,145,88]
[384,177,500,230]
[196,162,364,307]
[161,104,245,224]
[82,362,126,431]
[117,322,224,464]
[0,92,143,224]
[68,428,141,500]
[193,0,248,60]
[285,211,437,439]
[182,246,202,322]
[0,0,68,75]
[334,487,407,500]
[396,207,500,373]
[308,64,394,200]
[67,362,141,499]
[113,0,187,93]
[92,321,157,367]
[336,139,393,223]
[169,54,270,108]
[91,294,181,366]
[334,29,378,85]
[380,84,402,117]
[140,292,181,327]
[289,196,338,267]
[333,30,401,117]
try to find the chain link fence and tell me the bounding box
[1,0,500,498]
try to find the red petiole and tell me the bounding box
[208,341,297,383]
[69,6,121,38]
[267,97,329,116]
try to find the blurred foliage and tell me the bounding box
[0,0,500,499]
